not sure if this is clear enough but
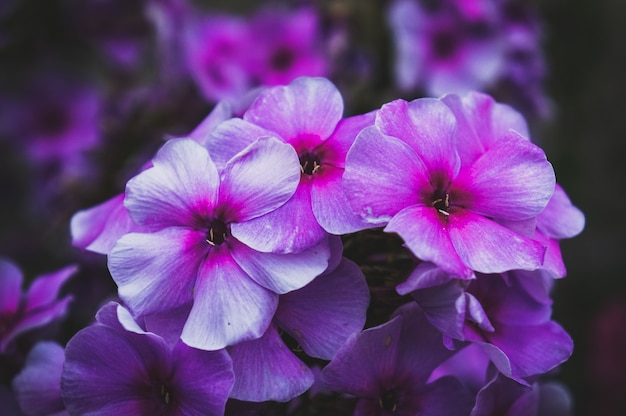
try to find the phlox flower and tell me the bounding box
[321,302,475,415]
[183,6,328,103]
[108,137,330,350]
[246,7,328,88]
[12,341,68,416]
[387,0,505,96]
[62,302,234,416]
[344,93,555,278]
[206,76,375,253]
[399,263,573,383]
[0,259,75,352]
[0,77,101,175]
[228,237,369,402]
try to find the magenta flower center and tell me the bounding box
[206,219,230,246]
[431,187,451,216]
[270,47,296,71]
[431,30,459,59]
[299,151,321,176]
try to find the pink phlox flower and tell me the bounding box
[344,93,555,278]
[387,0,506,96]
[183,6,328,103]
[108,137,330,350]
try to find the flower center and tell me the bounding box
[299,152,321,176]
[379,390,398,412]
[432,188,450,216]
[270,47,295,71]
[431,30,459,59]
[206,220,229,246]
[159,384,172,406]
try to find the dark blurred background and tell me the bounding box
[0,0,625,415]
[538,0,626,414]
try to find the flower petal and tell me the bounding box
[385,205,472,278]
[276,257,369,360]
[70,193,145,254]
[219,137,300,222]
[171,341,234,414]
[442,91,529,166]
[108,228,204,317]
[229,237,329,294]
[62,324,170,415]
[321,316,402,397]
[410,279,467,340]
[454,130,555,221]
[449,209,546,273]
[229,324,314,402]
[344,126,430,223]
[205,118,277,169]
[25,265,76,311]
[485,322,573,380]
[12,341,66,416]
[125,139,219,230]
[244,77,343,141]
[376,98,460,179]
[181,250,277,350]
[311,165,373,234]
[536,184,585,239]
[231,180,328,253]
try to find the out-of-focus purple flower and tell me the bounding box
[388,0,505,96]
[494,0,551,118]
[321,302,475,415]
[387,0,549,118]
[207,77,374,253]
[228,237,369,402]
[247,7,328,87]
[12,341,68,416]
[0,79,101,175]
[471,372,573,416]
[183,6,328,103]
[62,302,234,415]
[400,264,573,384]
[343,94,554,278]
[108,137,330,350]
[184,13,251,103]
[0,259,75,353]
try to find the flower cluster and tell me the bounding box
[6,76,581,415]
[0,1,585,415]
